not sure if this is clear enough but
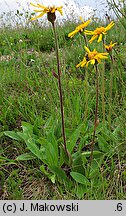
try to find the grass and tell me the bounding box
[0,14,126,199]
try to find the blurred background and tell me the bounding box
[0,0,111,27]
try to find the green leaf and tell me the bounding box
[89,160,101,179]
[72,152,85,174]
[17,133,45,162]
[40,165,56,183]
[98,134,110,153]
[40,165,50,176]
[4,131,23,142]
[25,137,42,160]
[45,141,58,166]
[16,153,37,161]
[46,130,58,163]
[50,175,56,184]
[0,148,4,155]
[75,184,89,199]
[67,123,83,153]
[21,121,33,134]
[82,151,104,158]
[70,171,90,185]
[59,146,69,166]
[0,162,16,166]
[0,156,16,166]
[0,132,4,138]
[50,166,69,183]
[0,156,15,163]
[44,115,53,132]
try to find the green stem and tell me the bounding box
[101,39,106,124]
[52,22,71,161]
[84,68,88,121]
[83,34,88,120]
[90,64,99,165]
[108,53,114,129]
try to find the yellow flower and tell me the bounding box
[85,21,115,43]
[68,17,91,38]
[30,2,63,21]
[76,46,108,67]
[104,41,117,52]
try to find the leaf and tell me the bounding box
[44,116,53,131]
[40,165,50,176]
[0,147,4,155]
[37,140,54,166]
[0,156,15,163]
[78,134,89,151]
[54,120,61,139]
[40,165,56,183]
[89,160,101,179]
[21,121,33,134]
[17,132,45,162]
[45,142,58,167]
[4,131,23,142]
[70,171,90,185]
[16,153,37,161]
[75,184,89,199]
[50,175,56,184]
[0,132,4,138]
[82,151,104,158]
[67,123,83,153]
[50,166,69,183]
[42,126,59,167]
[46,131,58,163]
[0,162,16,166]
[59,146,69,166]
[98,134,110,153]
[25,137,42,160]
[72,151,85,174]
[0,156,16,166]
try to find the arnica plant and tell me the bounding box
[1,0,126,199]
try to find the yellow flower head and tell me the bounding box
[76,46,108,67]
[30,2,63,22]
[68,17,91,38]
[104,41,117,52]
[85,21,115,43]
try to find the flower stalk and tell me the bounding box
[90,63,99,165]
[84,68,89,120]
[52,22,71,161]
[104,41,117,128]
[101,38,106,124]
[108,53,114,128]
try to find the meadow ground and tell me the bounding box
[0,12,126,199]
